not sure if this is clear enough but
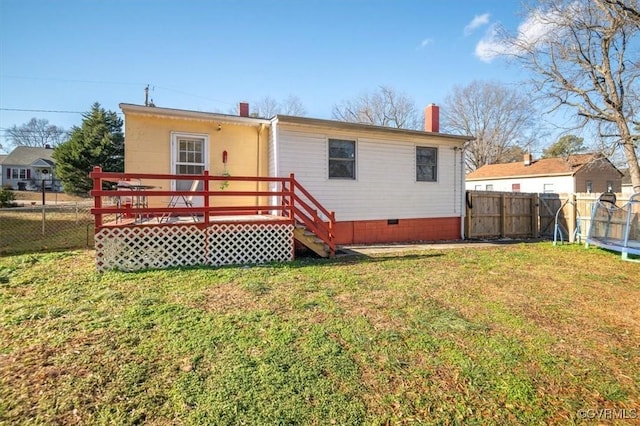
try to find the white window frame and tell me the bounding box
[327,138,356,180]
[416,146,438,182]
[543,183,554,193]
[170,132,209,190]
[11,168,28,180]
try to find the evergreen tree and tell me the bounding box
[53,103,124,195]
[542,135,586,158]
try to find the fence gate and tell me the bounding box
[538,194,564,237]
[465,191,539,239]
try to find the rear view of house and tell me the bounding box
[119,102,473,246]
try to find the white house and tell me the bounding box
[269,112,471,244]
[466,153,623,194]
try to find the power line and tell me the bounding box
[0,75,142,87]
[0,108,84,114]
[1,75,236,107]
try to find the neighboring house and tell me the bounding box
[0,154,7,186]
[0,146,59,191]
[620,168,638,195]
[120,103,473,245]
[466,153,623,194]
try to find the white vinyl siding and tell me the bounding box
[273,126,463,221]
[465,176,575,193]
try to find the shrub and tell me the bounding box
[0,188,16,208]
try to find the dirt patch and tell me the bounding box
[334,290,410,332]
[199,282,264,314]
[11,190,90,205]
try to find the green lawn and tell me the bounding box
[1,243,639,424]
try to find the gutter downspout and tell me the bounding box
[459,145,467,240]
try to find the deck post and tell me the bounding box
[289,173,295,221]
[329,210,336,252]
[203,170,210,226]
[92,166,103,233]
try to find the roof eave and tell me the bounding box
[274,114,474,142]
[119,103,271,126]
[466,171,574,181]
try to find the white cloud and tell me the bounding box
[464,13,490,36]
[419,38,434,49]
[474,8,561,63]
[475,24,509,63]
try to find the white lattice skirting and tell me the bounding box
[95,223,294,272]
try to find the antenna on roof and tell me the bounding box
[144,85,156,107]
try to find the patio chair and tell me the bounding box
[114,178,140,223]
[159,179,200,223]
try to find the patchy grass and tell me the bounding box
[1,243,639,424]
[0,208,95,255]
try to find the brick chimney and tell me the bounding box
[424,104,439,133]
[239,102,249,117]
[524,153,532,166]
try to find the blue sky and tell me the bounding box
[1,0,546,152]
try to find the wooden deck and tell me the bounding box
[89,167,337,270]
[103,214,291,226]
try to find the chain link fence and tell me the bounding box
[0,202,96,255]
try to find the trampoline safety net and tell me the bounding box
[586,193,640,259]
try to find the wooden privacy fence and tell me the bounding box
[465,191,538,239]
[465,191,633,241]
[542,192,633,243]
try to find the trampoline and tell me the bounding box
[585,192,640,262]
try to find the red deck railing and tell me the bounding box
[89,166,336,256]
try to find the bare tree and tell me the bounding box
[6,118,66,148]
[252,96,280,118]
[251,95,307,118]
[332,86,422,129]
[490,0,640,192]
[280,95,306,116]
[441,80,539,171]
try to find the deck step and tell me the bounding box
[294,227,330,258]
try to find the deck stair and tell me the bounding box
[294,222,331,257]
[282,175,336,258]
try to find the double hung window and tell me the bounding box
[328,139,356,179]
[416,147,437,182]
